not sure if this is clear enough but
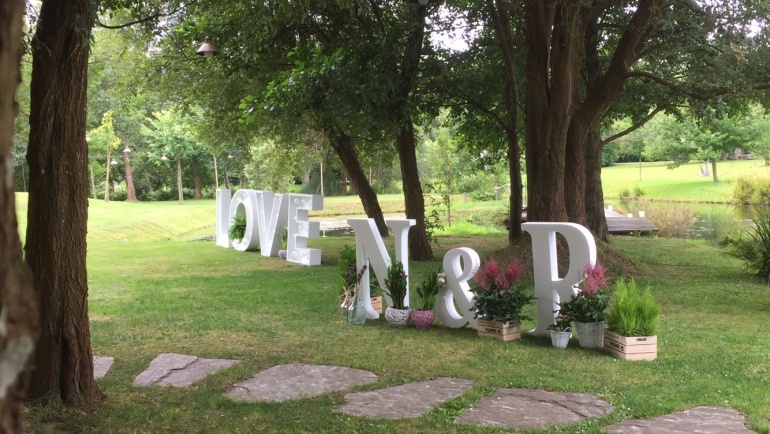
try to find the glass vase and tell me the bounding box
[347,297,366,325]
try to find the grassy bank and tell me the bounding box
[14,195,770,433]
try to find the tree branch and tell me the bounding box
[625,70,732,100]
[95,1,198,30]
[601,102,671,146]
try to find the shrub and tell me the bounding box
[727,204,770,282]
[732,175,770,206]
[605,279,660,337]
[645,204,698,238]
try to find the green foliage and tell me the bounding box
[338,244,357,292]
[731,175,770,206]
[383,260,408,310]
[727,204,770,282]
[414,267,443,311]
[605,279,660,337]
[228,215,247,241]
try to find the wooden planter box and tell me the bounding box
[477,319,521,342]
[338,295,383,314]
[603,330,657,361]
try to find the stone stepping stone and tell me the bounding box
[227,364,377,403]
[334,377,475,419]
[133,353,239,387]
[606,406,757,433]
[93,356,114,379]
[456,388,613,430]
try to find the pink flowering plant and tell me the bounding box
[470,259,534,324]
[558,262,611,323]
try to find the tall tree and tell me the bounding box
[0,0,38,429]
[25,0,102,404]
[521,0,768,240]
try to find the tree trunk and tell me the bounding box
[523,1,581,223]
[711,159,718,183]
[213,155,219,189]
[1,1,38,429]
[25,0,102,405]
[328,127,388,236]
[89,164,96,199]
[103,146,111,202]
[123,149,136,202]
[389,3,432,260]
[487,0,523,242]
[223,166,231,190]
[176,154,184,204]
[192,155,202,199]
[584,127,608,241]
[565,118,589,227]
[395,118,433,260]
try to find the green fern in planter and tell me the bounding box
[228,215,247,241]
[605,278,660,337]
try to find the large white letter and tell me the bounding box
[216,189,232,248]
[228,189,261,251]
[287,194,323,265]
[522,222,596,335]
[347,218,414,319]
[436,247,480,329]
[255,191,288,257]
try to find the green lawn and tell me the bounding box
[15,195,770,433]
[602,160,770,204]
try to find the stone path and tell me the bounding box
[93,356,114,379]
[334,377,475,419]
[226,364,377,403]
[133,353,239,387]
[606,406,757,434]
[95,355,757,432]
[456,388,613,430]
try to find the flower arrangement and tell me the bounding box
[228,214,247,241]
[383,260,408,309]
[605,278,660,337]
[414,267,445,311]
[558,262,610,323]
[470,258,534,324]
[548,314,572,332]
[342,265,368,301]
[338,245,357,294]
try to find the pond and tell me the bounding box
[617,201,753,242]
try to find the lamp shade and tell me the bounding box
[196,36,219,57]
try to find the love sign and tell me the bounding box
[216,189,323,266]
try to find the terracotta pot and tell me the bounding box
[410,309,435,330]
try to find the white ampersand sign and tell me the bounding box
[436,247,481,329]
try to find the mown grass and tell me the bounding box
[16,194,770,433]
[602,160,770,204]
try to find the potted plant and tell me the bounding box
[603,278,660,360]
[548,314,572,349]
[337,245,382,313]
[228,214,247,242]
[559,262,610,349]
[471,259,534,341]
[383,260,410,327]
[410,267,445,330]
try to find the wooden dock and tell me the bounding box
[606,217,657,234]
[520,208,658,234]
